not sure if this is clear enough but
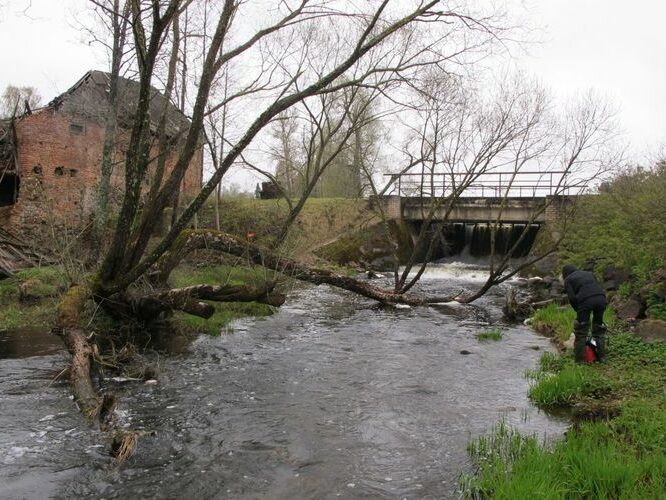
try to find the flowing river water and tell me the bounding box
[0,263,567,499]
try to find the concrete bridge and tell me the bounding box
[385,196,555,224]
[378,171,580,226]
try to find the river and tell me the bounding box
[0,263,567,499]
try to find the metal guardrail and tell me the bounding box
[382,171,583,198]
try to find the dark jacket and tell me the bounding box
[562,265,605,310]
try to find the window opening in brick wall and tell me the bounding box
[0,173,20,206]
[54,166,64,176]
[33,165,42,174]
[69,123,84,135]
[69,169,78,177]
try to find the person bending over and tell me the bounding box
[562,264,607,362]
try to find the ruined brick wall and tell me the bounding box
[1,107,202,240]
[7,109,103,235]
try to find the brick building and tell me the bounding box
[0,70,203,238]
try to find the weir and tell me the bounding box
[376,170,579,262]
[408,221,541,260]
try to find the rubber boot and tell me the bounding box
[592,323,607,362]
[573,320,590,363]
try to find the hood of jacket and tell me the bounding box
[562,264,578,278]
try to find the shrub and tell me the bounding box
[560,163,666,287]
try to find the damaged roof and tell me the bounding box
[46,70,191,139]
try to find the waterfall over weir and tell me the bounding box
[410,222,541,260]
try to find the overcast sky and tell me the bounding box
[1,0,664,166]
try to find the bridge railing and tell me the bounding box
[382,171,585,198]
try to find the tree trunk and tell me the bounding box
[155,229,456,306]
[56,284,104,422]
[132,283,286,319]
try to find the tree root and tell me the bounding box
[112,430,139,465]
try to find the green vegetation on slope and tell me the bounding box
[461,402,666,499]
[561,163,666,293]
[195,197,373,260]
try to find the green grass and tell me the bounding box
[0,266,68,330]
[169,264,277,335]
[476,327,503,342]
[527,361,613,407]
[526,332,666,408]
[531,304,617,343]
[0,299,60,330]
[462,315,666,498]
[170,263,276,288]
[461,401,666,499]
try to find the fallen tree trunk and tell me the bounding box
[56,283,107,422]
[155,229,456,306]
[132,283,286,319]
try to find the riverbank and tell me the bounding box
[0,266,67,330]
[0,263,279,336]
[0,198,369,335]
[461,307,666,498]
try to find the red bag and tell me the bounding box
[583,340,598,363]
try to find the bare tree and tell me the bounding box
[362,76,619,301]
[85,0,134,234]
[271,109,301,196]
[60,0,511,426]
[0,85,42,118]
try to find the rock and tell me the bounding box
[369,256,394,272]
[601,265,631,291]
[611,295,644,321]
[549,280,565,297]
[635,319,666,343]
[18,278,57,303]
[527,277,549,290]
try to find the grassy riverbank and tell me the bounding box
[0,266,68,330]
[530,303,618,346]
[461,318,666,498]
[0,263,277,336]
